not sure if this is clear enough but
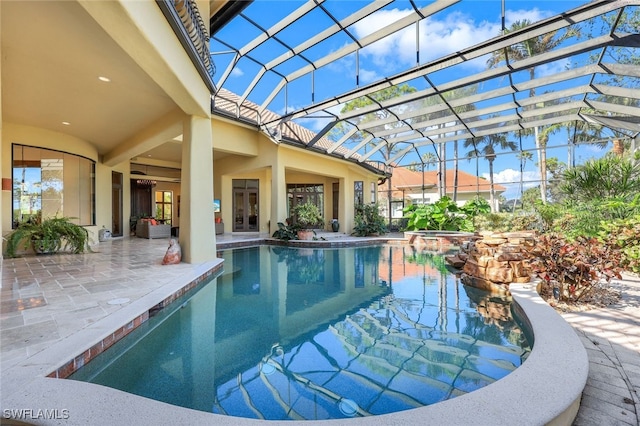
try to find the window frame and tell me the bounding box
[11,144,96,228]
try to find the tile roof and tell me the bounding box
[391,167,505,193]
[212,88,387,173]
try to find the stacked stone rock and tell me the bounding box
[446,231,535,295]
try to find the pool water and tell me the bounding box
[70,245,531,420]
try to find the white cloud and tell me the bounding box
[419,12,500,63]
[346,6,559,73]
[481,168,540,199]
[350,9,501,70]
[296,117,334,133]
[359,68,382,84]
[504,9,554,27]
[536,58,571,78]
[230,67,244,77]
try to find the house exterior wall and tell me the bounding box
[405,190,494,206]
[1,0,215,261]
[212,126,380,235]
[1,123,106,244]
[1,0,384,259]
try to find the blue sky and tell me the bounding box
[211,0,623,200]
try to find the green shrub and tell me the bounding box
[528,233,622,303]
[534,196,640,240]
[271,221,300,241]
[5,216,91,258]
[352,203,387,237]
[509,214,540,232]
[599,215,640,274]
[560,154,640,202]
[532,200,563,232]
[291,201,323,229]
[474,212,539,233]
[403,196,490,232]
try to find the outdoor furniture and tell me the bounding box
[136,219,171,239]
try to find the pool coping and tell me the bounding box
[1,248,588,425]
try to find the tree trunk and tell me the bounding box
[612,139,624,157]
[488,158,496,213]
[534,126,547,203]
[540,144,548,203]
[438,143,444,198]
[453,139,459,202]
[516,155,526,212]
[387,176,393,230]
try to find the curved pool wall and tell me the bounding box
[1,262,588,426]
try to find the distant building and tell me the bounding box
[378,167,506,219]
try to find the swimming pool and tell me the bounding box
[69,244,531,420]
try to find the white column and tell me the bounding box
[180,115,216,263]
[340,177,352,232]
[270,161,287,234]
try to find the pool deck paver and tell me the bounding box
[1,233,639,425]
[561,273,640,426]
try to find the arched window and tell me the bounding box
[12,144,95,227]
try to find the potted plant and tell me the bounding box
[271,220,300,241]
[5,216,92,258]
[291,201,323,240]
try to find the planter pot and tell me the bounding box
[33,239,58,255]
[297,229,315,240]
[331,221,339,232]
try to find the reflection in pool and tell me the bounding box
[70,245,531,420]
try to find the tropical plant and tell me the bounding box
[463,130,517,212]
[545,157,568,203]
[599,215,640,274]
[460,197,492,218]
[560,154,640,203]
[440,87,479,203]
[521,187,541,211]
[352,203,387,237]
[403,196,489,232]
[528,234,622,303]
[406,152,437,172]
[291,201,323,229]
[487,20,580,203]
[474,212,539,233]
[271,221,300,241]
[330,84,419,228]
[5,216,91,258]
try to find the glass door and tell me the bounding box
[233,179,259,232]
[111,172,123,236]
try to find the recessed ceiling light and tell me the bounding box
[62,121,70,126]
[98,76,111,82]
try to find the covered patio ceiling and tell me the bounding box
[209,0,639,171]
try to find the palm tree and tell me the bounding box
[406,152,437,172]
[487,20,579,204]
[414,87,479,202]
[336,84,418,227]
[464,133,517,213]
[421,152,438,170]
